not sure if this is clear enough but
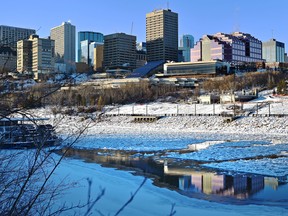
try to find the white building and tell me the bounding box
[17,35,55,79]
[262,39,285,63]
[50,21,76,73]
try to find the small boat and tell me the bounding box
[0,117,61,149]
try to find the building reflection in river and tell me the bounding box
[60,148,282,201]
[164,162,280,199]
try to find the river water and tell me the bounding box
[61,147,288,209]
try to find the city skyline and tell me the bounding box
[1,0,288,52]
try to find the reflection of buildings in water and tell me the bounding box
[264,177,279,190]
[165,163,265,198]
[62,149,281,200]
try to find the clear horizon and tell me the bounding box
[1,0,288,52]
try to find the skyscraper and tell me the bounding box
[80,40,103,67]
[146,9,178,62]
[179,34,194,62]
[78,31,104,62]
[103,33,136,70]
[50,22,76,72]
[0,25,35,50]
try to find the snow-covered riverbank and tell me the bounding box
[28,89,288,142]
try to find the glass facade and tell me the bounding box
[80,40,89,64]
[78,31,104,62]
[179,35,194,62]
[164,61,229,76]
[89,42,103,67]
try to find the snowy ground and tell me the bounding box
[10,90,287,215]
[23,90,288,180]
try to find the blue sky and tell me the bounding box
[2,0,288,51]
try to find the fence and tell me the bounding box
[103,102,288,117]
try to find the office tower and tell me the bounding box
[285,53,288,63]
[93,44,104,71]
[50,22,76,72]
[179,34,194,62]
[191,32,262,63]
[80,40,103,66]
[103,33,136,69]
[0,47,16,72]
[262,39,285,63]
[17,40,33,72]
[136,42,147,68]
[78,31,104,62]
[17,35,55,79]
[146,9,178,62]
[0,25,35,50]
[137,42,147,52]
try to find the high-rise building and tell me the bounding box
[93,44,104,71]
[262,39,285,63]
[50,22,76,72]
[78,31,104,62]
[146,9,178,62]
[179,34,194,62]
[285,53,288,63]
[17,40,33,72]
[136,42,147,68]
[80,40,103,66]
[80,40,89,64]
[0,25,35,50]
[191,32,263,63]
[103,33,136,69]
[17,35,55,79]
[137,42,147,52]
[0,47,17,72]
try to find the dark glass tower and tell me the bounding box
[77,31,104,62]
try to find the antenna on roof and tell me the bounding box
[167,1,170,9]
[233,7,240,32]
[131,22,133,35]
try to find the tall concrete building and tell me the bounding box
[146,9,178,62]
[103,33,136,70]
[17,40,33,72]
[17,35,55,79]
[262,39,285,63]
[0,25,35,50]
[50,22,76,72]
[78,31,104,62]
